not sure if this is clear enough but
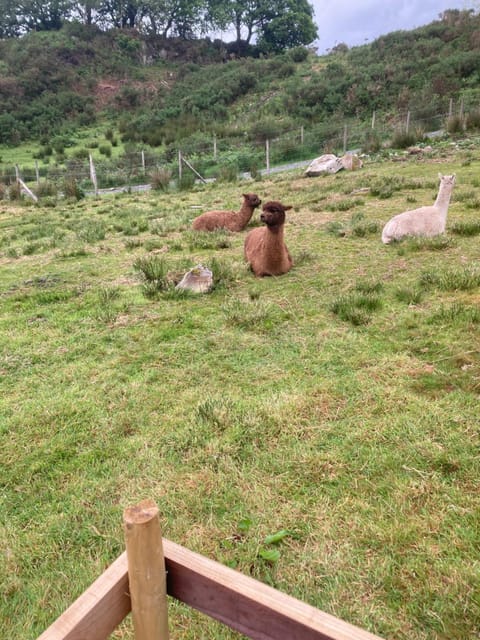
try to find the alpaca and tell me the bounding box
[381,173,456,244]
[192,193,262,232]
[244,200,293,277]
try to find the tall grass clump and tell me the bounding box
[208,256,236,290]
[222,297,287,330]
[187,230,231,251]
[96,286,121,323]
[133,254,171,297]
[395,287,424,305]
[330,286,383,325]
[419,265,480,291]
[63,178,85,200]
[450,220,480,236]
[397,235,455,253]
[427,302,480,325]
[150,168,172,192]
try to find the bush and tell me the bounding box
[63,178,85,200]
[177,172,196,191]
[446,115,464,134]
[465,109,480,130]
[150,168,172,192]
[36,181,58,198]
[390,129,422,149]
[288,46,309,63]
[362,131,382,153]
[99,144,112,157]
[217,164,238,183]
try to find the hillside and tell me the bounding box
[0,9,479,155]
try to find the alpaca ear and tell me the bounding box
[284,206,293,211]
[438,172,443,179]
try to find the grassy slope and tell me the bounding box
[0,145,479,639]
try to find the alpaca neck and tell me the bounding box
[434,181,454,214]
[235,202,254,224]
[264,224,284,250]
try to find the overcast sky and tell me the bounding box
[311,0,477,54]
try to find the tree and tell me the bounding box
[17,0,73,32]
[142,0,205,38]
[75,0,102,25]
[0,0,22,37]
[207,0,317,50]
[96,0,143,28]
[257,0,317,53]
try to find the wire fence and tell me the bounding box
[1,97,478,193]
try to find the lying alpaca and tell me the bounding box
[244,200,293,277]
[192,193,262,232]
[381,173,456,244]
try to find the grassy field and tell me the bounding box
[1,146,479,640]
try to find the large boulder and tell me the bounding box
[340,153,363,170]
[175,264,213,293]
[304,154,344,176]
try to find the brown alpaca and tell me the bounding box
[244,201,293,277]
[192,193,262,232]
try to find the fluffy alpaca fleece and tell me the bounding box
[192,193,262,232]
[381,173,456,244]
[244,200,293,277]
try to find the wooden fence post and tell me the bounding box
[89,154,98,196]
[213,134,217,160]
[123,500,169,640]
[265,139,270,172]
[178,150,182,181]
[405,110,410,133]
[343,125,347,153]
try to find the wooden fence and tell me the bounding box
[37,499,384,640]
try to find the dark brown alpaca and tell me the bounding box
[244,200,293,277]
[192,193,262,232]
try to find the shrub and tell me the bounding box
[446,115,464,134]
[390,129,421,149]
[177,172,196,191]
[465,109,480,130]
[99,144,112,157]
[217,164,238,183]
[150,168,172,192]
[63,178,85,200]
[36,181,58,198]
[362,131,382,153]
[9,182,22,200]
[288,46,309,63]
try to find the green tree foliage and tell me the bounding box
[257,0,317,53]
[207,0,316,47]
[16,0,74,32]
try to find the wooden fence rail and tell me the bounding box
[37,500,384,640]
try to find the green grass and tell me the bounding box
[1,151,480,640]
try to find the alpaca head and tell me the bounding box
[243,193,262,209]
[260,201,292,227]
[439,173,456,187]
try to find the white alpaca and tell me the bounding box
[381,173,456,244]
